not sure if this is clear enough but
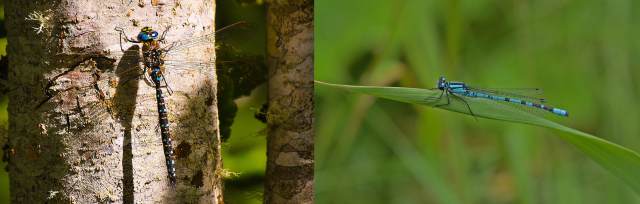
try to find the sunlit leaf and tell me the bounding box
[316,80,640,195]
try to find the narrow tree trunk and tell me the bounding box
[5,0,225,203]
[264,0,315,203]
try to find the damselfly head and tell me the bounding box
[437,77,446,90]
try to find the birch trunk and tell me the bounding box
[264,0,315,203]
[5,0,225,203]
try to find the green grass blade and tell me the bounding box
[316,81,640,195]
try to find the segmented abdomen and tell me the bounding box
[151,68,176,186]
[465,91,569,116]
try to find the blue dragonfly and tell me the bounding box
[428,77,569,121]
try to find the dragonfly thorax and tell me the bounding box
[143,49,164,68]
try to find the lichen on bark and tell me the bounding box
[5,0,225,203]
[264,0,315,203]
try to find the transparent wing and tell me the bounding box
[163,60,258,72]
[81,94,163,125]
[163,60,214,71]
[467,86,548,103]
[57,22,259,75]
[468,87,543,95]
[56,48,146,78]
[164,21,259,55]
[56,48,142,60]
[481,97,547,118]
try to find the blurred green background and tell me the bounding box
[0,1,266,204]
[316,0,640,203]
[216,1,266,204]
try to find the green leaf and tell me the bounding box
[316,80,640,195]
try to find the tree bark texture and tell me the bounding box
[264,0,314,203]
[5,0,225,203]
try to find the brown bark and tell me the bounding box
[264,0,315,203]
[5,0,224,203]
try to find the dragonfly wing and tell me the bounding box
[483,97,547,118]
[163,60,258,72]
[215,61,260,71]
[163,60,215,72]
[468,86,548,103]
[113,49,145,77]
[56,48,142,61]
[214,21,259,48]
[56,48,146,81]
[164,22,259,55]
[472,87,543,94]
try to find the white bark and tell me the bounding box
[5,0,224,203]
[264,0,315,203]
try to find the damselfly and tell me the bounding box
[429,77,569,120]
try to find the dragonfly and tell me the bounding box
[47,21,260,187]
[428,77,569,121]
[38,22,259,111]
[116,22,259,187]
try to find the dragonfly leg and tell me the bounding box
[160,74,174,96]
[114,26,141,51]
[450,93,478,121]
[151,69,173,96]
[428,89,445,100]
[433,91,450,107]
[157,27,170,41]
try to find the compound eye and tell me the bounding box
[138,33,150,41]
[149,31,159,39]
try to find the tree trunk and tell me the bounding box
[264,0,315,203]
[5,0,225,203]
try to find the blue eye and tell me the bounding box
[149,31,159,39]
[138,33,150,41]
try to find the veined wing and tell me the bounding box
[468,87,543,94]
[467,86,548,103]
[163,60,258,72]
[56,48,143,60]
[164,21,259,55]
[482,97,547,118]
[57,22,259,67]
[56,48,148,80]
[56,21,258,62]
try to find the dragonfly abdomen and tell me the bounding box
[465,91,569,117]
[150,69,176,186]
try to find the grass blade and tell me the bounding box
[316,80,640,195]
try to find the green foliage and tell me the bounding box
[316,0,640,203]
[318,81,640,195]
[216,49,267,141]
[215,3,267,204]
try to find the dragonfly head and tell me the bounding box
[137,26,160,41]
[437,77,446,90]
